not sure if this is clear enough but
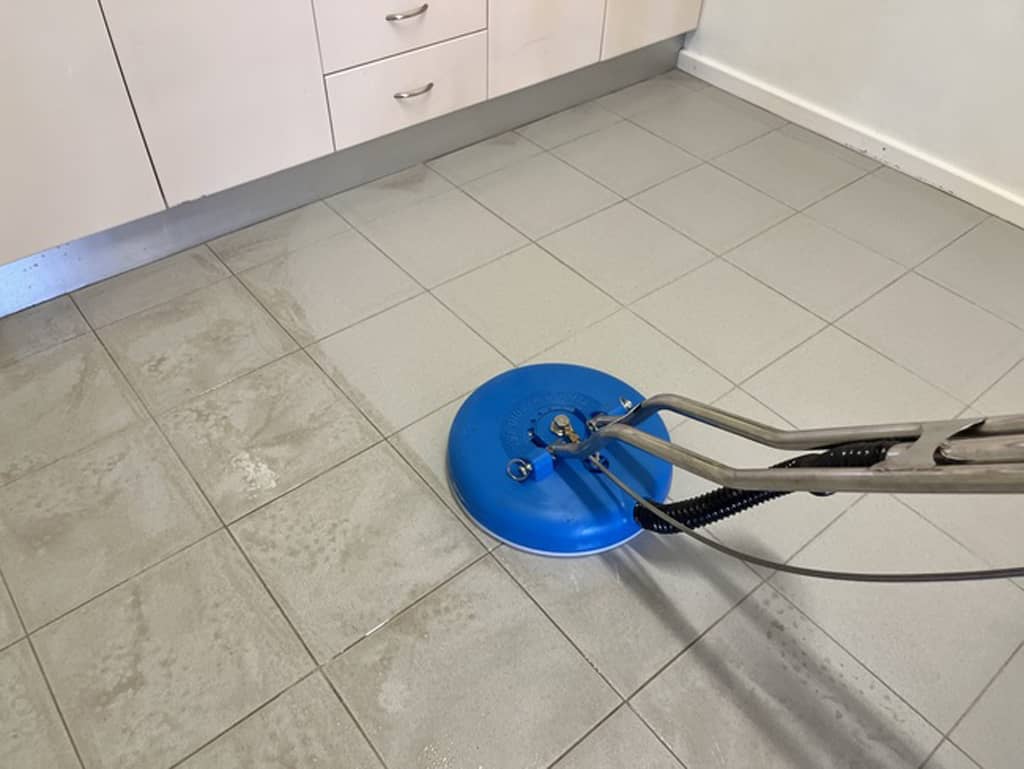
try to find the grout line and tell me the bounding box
[542,703,630,769]
[942,643,1024,751]
[319,669,394,769]
[625,701,690,768]
[913,267,1024,334]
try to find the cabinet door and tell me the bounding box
[102,0,332,206]
[602,0,702,60]
[0,1,163,265]
[488,0,605,97]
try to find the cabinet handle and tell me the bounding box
[385,4,429,21]
[394,82,434,100]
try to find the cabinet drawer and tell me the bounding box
[315,0,486,73]
[326,32,486,150]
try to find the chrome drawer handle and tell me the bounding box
[385,4,429,21]
[394,82,434,100]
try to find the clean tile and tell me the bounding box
[0,333,145,485]
[463,154,619,239]
[779,124,879,172]
[714,129,868,209]
[923,742,983,769]
[632,584,940,769]
[234,443,483,661]
[99,279,296,413]
[325,165,454,227]
[553,121,700,196]
[634,165,792,254]
[840,274,1024,402]
[975,359,1024,414]
[239,230,420,344]
[517,102,622,148]
[357,189,528,287]
[634,260,822,381]
[597,77,697,117]
[73,245,229,327]
[159,352,379,523]
[310,294,507,433]
[950,646,1024,769]
[208,202,351,273]
[0,424,218,629]
[435,244,618,362]
[806,168,986,266]
[657,68,709,89]
[0,296,88,369]
[35,533,312,769]
[428,131,543,184]
[0,587,19,649]
[773,495,1024,730]
[727,214,904,319]
[553,707,680,769]
[326,558,618,769]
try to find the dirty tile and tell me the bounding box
[975,359,1024,414]
[0,296,88,369]
[435,244,618,362]
[99,279,296,413]
[950,646,1024,769]
[179,674,382,769]
[326,557,618,769]
[357,189,527,287]
[325,165,454,227]
[779,124,879,172]
[73,245,229,327]
[517,102,622,149]
[310,294,507,434]
[239,230,420,344]
[0,641,81,769]
[0,333,146,485]
[35,532,312,769]
[553,707,680,769]
[0,586,19,649]
[773,495,1024,730]
[633,165,793,254]
[159,352,379,523]
[463,154,619,239]
[234,444,483,661]
[597,77,697,117]
[0,424,218,630]
[428,131,543,185]
[208,202,352,273]
[922,742,982,769]
[632,584,941,769]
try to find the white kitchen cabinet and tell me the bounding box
[602,0,702,60]
[102,0,333,206]
[0,1,163,266]
[488,0,605,97]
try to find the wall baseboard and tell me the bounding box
[678,49,1024,229]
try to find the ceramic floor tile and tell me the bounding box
[517,102,622,149]
[239,230,421,344]
[179,674,382,769]
[773,495,1024,730]
[434,244,619,362]
[208,201,352,273]
[463,153,619,239]
[326,557,619,769]
[922,742,983,769]
[805,169,986,266]
[840,274,1024,402]
[0,586,20,649]
[499,530,758,696]
[427,131,543,184]
[324,165,454,227]
[34,532,312,769]
[356,189,528,287]
[159,352,379,523]
[633,165,793,254]
[0,423,218,630]
[553,121,700,196]
[700,88,789,130]
[0,333,146,486]
[597,77,697,117]
[630,87,781,159]
[310,294,507,434]
[0,641,81,769]
[919,217,1024,328]
[553,707,681,769]
[658,68,709,89]
[975,360,1024,414]
[234,443,483,662]
[779,124,880,172]
[73,245,229,328]
[745,327,963,427]
[726,214,904,320]
[99,279,297,413]
[714,129,869,209]
[632,583,941,769]
[950,646,1024,769]
[0,296,88,369]
[539,202,713,304]
[633,260,823,382]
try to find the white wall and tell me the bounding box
[679,1,1024,226]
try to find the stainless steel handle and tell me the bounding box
[393,81,434,100]
[385,3,429,21]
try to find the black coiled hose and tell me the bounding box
[635,441,895,533]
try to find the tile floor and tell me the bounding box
[1,69,1023,769]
